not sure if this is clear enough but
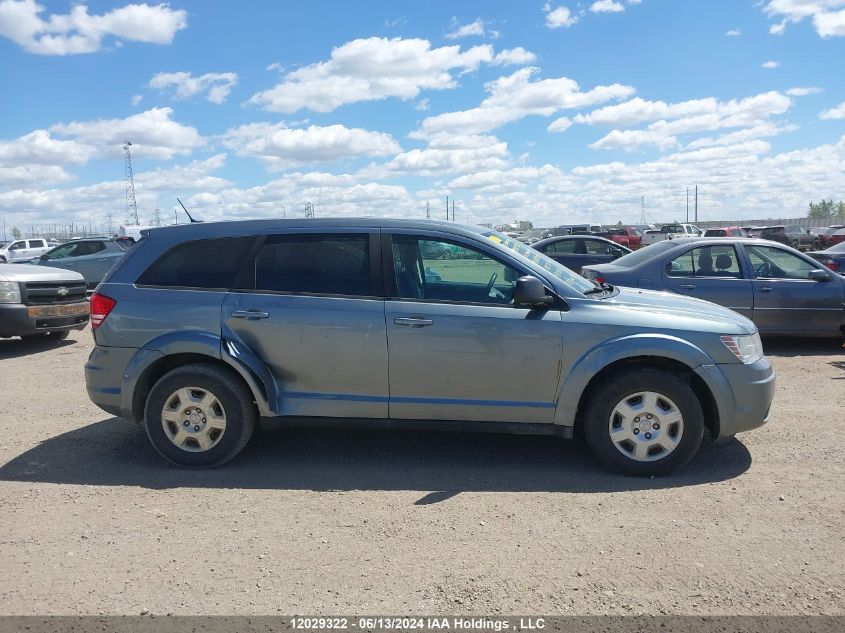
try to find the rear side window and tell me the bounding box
[30,239,46,248]
[138,237,255,289]
[254,234,371,296]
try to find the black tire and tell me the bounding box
[143,363,256,467]
[583,368,704,476]
[791,239,800,250]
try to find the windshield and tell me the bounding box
[481,230,596,294]
[828,242,845,253]
[612,240,678,267]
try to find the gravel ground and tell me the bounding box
[0,333,842,616]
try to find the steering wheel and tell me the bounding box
[754,262,772,277]
[485,272,499,297]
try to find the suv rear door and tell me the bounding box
[223,229,389,419]
[383,230,562,424]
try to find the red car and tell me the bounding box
[597,227,644,250]
[818,225,845,248]
[704,226,747,237]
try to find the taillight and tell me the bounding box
[90,292,116,329]
[596,276,606,283]
[822,259,840,272]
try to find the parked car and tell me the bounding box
[34,237,134,290]
[516,228,553,245]
[806,242,845,274]
[596,227,644,250]
[532,235,631,273]
[0,238,51,263]
[85,219,774,476]
[741,226,767,238]
[549,223,602,236]
[0,264,89,341]
[582,238,844,337]
[704,227,747,237]
[640,223,703,247]
[759,225,820,251]
[817,226,845,249]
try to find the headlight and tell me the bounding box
[0,281,22,304]
[720,333,764,364]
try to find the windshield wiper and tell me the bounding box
[583,281,614,295]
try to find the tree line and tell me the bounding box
[808,199,845,219]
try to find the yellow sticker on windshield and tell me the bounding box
[488,235,502,243]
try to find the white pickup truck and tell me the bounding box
[0,238,51,263]
[641,223,703,246]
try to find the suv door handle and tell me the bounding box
[231,310,270,319]
[394,317,433,328]
[679,284,696,289]
[759,286,773,292]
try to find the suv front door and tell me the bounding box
[223,230,389,419]
[384,231,562,424]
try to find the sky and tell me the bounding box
[0,0,844,233]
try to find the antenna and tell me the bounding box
[176,197,199,223]
[123,141,139,226]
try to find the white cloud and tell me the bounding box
[247,37,495,113]
[543,3,578,29]
[491,47,537,66]
[266,61,284,72]
[50,107,204,160]
[819,100,845,119]
[149,71,238,104]
[0,0,187,55]
[762,60,781,68]
[415,98,430,111]
[130,94,143,106]
[445,18,485,39]
[221,123,401,170]
[585,91,794,151]
[0,129,96,187]
[415,67,635,137]
[786,86,823,96]
[725,29,741,36]
[590,1,625,13]
[547,117,573,133]
[762,0,845,38]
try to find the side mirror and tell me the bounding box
[808,269,830,282]
[513,276,553,308]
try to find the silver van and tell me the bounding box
[84,219,775,475]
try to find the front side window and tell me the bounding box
[746,245,819,280]
[392,236,520,305]
[584,239,623,256]
[10,241,25,250]
[138,236,255,289]
[255,234,371,296]
[44,243,80,259]
[667,245,742,278]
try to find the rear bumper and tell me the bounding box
[697,357,776,439]
[0,302,89,338]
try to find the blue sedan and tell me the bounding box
[581,237,845,337]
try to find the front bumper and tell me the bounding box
[697,356,776,439]
[0,302,89,338]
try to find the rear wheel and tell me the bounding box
[583,369,704,476]
[791,239,800,249]
[144,363,256,467]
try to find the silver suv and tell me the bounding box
[84,219,775,475]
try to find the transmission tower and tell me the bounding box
[304,202,315,218]
[152,208,161,226]
[123,141,139,226]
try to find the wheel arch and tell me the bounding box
[555,333,721,439]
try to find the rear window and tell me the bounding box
[611,240,678,267]
[761,227,784,236]
[138,236,255,289]
[254,234,372,296]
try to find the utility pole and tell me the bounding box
[640,196,646,225]
[123,141,139,226]
[694,185,698,223]
[426,201,430,220]
[106,213,113,235]
[686,188,689,223]
[445,195,449,221]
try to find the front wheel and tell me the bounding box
[144,363,256,467]
[583,369,704,476]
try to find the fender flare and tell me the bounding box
[121,330,274,420]
[554,333,721,427]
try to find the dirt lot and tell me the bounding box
[0,333,842,616]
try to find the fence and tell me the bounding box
[693,216,843,229]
